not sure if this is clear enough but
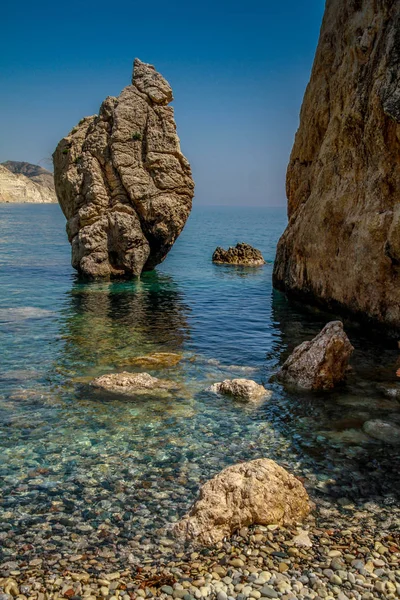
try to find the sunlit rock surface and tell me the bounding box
[174,458,310,545]
[53,58,194,278]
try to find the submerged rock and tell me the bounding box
[90,371,177,396]
[363,419,400,444]
[173,458,310,545]
[210,378,271,402]
[212,243,265,266]
[273,0,400,334]
[122,352,182,369]
[276,321,354,390]
[53,58,194,278]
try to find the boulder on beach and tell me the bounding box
[53,58,194,279]
[363,419,400,445]
[173,458,310,546]
[276,321,354,390]
[212,243,265,266]
[210,378,271,402]
[90,371,177,396]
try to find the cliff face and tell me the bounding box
[273,0,400,333]
[53,58,194,279]
[0,163,57,203]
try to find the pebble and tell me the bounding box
[0,496,398,600]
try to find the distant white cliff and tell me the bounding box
[0,161,57,203]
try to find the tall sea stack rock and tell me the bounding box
[273,1,400,333]
[53,59,194,278]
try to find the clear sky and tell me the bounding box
[0,0,324,206]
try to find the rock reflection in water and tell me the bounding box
[57,271,191,379]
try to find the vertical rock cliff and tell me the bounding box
[273,0,400,333]
[53,59,194,278]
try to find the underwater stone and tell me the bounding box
[363,419,400,444]
[90,371,177,396]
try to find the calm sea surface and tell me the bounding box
[0,204,399,560]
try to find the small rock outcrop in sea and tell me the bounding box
[53,58,194,279]
[173,458,310,546]
[363,419,400,444]
[212,243,265,266]
[90,371,177,396]
[210,378,271,402]
[273,0,400,334]
[0,162,56,203]
[276,321,354,390]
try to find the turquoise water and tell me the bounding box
[0,204,399,561]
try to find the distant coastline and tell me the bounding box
[0,161,57,203]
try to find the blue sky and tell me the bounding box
[0,0,324,206]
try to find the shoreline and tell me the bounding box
[1,494,399,599]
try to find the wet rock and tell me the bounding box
[212,243,265,266]
[90,371,177,396]
[209,379,271,402]
[173,458,310,545]
[363,419,400,444]
[276,321,354,390]
[53,58,194,278]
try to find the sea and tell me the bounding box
[0,204,399,561]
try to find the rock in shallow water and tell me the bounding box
[209,378,271,402]
[53,58,194,278]
[212,243,265,266]
[121,352,182,369]
[90,371,177,396]
[276,321,354,390]
[363,419,400,444]
[173,458,310,545]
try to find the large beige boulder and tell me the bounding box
[53,58,194,278]
[122,352,182,369]
[276,321,354,390]
[173,458,310,546]
[212,243,265,266]
[273,0,400,334]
